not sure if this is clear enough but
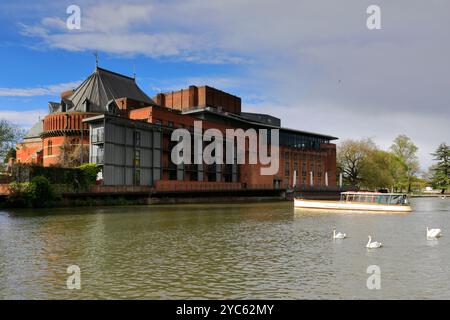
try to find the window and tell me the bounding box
[285,161,290,177]
[155,119,162,125]
[97,146,104,164]
[134,170,141,185]
[293,161,299,178]
[134,150,141,167]
[134,131,141,147]
[168,121,174,128]
[47,140,53,156]
[301,162,306,177]
[93,127,104,143]
[310,163,314,185]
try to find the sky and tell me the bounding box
[0,0,448,171]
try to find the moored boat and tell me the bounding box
[294,192,412,213]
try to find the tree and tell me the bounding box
[389,135,420,192]
[430,143,450,194]
[337,138,376,188]
[0,119,24,164]
[3,148,16,163]
[360,150,406,190]
[57,138,89,167]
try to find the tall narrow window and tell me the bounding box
[134,170,141,185]
[285,161,290,177]
[318,163,322,180]
[48,140,53,156]
[134,131,141,147]
[134,150,141,167]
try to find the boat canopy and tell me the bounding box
[340,192,409,205]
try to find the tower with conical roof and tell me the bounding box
[17,66,156,167]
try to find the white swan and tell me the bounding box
[333,228,346,239]
[427,227,442,239]
[366,236,382,248]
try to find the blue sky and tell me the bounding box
[0,0,449,170]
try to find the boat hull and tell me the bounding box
[294,198,412,213]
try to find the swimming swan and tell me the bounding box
[333,228,346,239]
[366,236,382,248]
[427,227,442,239]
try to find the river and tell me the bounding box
[1,198,449,299]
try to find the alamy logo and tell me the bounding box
[366,5,381,30]
[66,265,81,290]
[171,121,280,175]
[366,265,381,290]
[66,5,81,30]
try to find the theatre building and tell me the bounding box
[16,66,337,192]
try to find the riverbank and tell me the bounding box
[410,193,449,198]
[0,187,343,208]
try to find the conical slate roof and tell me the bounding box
[66,67,155,113]
[24,121,43,139]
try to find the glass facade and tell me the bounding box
[280,132,330,150]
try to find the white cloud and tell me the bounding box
[19,1,244,63]
[15,0,450,168]
[0,109,47,128]
[0,81,81,97]
[145,75,253,95]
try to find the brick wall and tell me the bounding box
[16,138,43,165]
[155,85,241,114]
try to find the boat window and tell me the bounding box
[341,193,408,205]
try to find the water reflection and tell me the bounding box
[0,198,449,299]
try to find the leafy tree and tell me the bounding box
[7,176,58,207]
[7,182,32,207]
[409,176,428,194]
[3,148,16,163]
[77,163,101,188]
[360,150,406,190]
[337,138,376,188]
[0,119,24,164]
[389,135,419,192]
[27,176,57,207]
[430,143,450,193]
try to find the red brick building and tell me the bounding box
[16,67,338,191]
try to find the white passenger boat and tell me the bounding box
[294,192,412,213]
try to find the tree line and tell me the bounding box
[337,135,450,194]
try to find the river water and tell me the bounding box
[0,198,449,299]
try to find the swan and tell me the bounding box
[427,227,442,239]
[366,236,382,248]
[333,228,346,239]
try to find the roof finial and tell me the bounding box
[133,63,136,80]
[93,51,99,69]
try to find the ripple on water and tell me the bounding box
[1,199,450,299]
